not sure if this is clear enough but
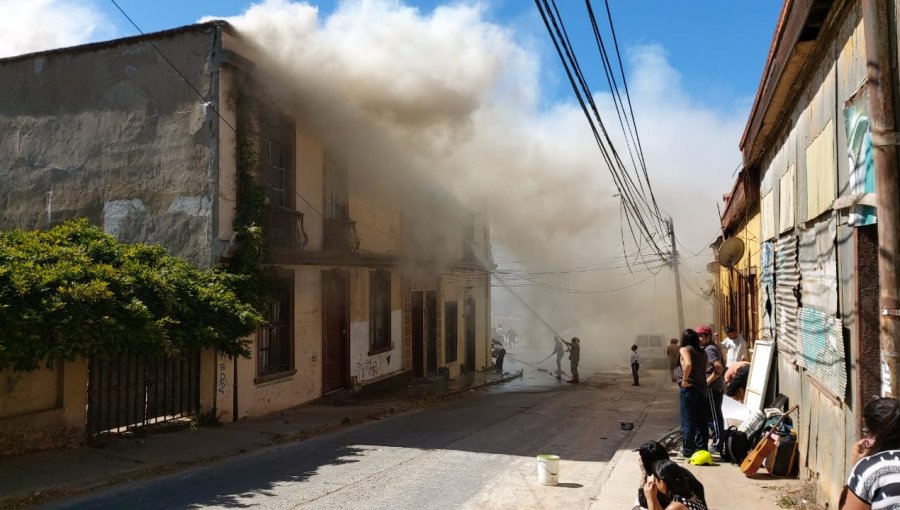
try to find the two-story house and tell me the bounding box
[0,21,492,452]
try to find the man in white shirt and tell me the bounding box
[630,344,640,386]
[722,326,748,367]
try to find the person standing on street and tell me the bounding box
[675,329,709,459]
[721,326,748,367]
[491,336,506,373]
[553,336,567,379]
[666,338,680,383]
[562,337,581,383]
[631,344,640,386]
[697,326,725,453]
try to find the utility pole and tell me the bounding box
[668,217,685,333]
[863,0,900,397]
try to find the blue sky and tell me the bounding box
[93,0,781,113]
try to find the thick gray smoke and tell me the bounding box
[208,0,748,372]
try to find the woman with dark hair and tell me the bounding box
[643,459,708,510]
[674,329,709,458]
[842,397,900,509]
[633,441,670,510]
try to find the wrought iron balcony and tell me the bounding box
[323,218,360,252]
[264,206,308,250]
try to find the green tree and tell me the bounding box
[0,219,262,371]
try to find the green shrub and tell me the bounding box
[0,219,262,371]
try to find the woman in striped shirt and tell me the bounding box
[842,397,900,509]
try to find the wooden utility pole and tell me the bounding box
[668,217,685,333]
[863,0,900,397]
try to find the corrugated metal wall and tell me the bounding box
[775,235,801,360]
[750,6,865,505]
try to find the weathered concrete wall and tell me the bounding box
[0,358,88,457]
[0,26,221,267]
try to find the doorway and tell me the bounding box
[322,271,350,394]
[411,290,438,378]
[464,298,476,372]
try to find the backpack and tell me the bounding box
[721,426,751,464]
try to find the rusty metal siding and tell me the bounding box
[776,235,802,361]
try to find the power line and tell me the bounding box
[535,0,669,268]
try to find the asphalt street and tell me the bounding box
[40,365,657,510]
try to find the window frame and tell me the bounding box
[368,270,392,354]
[255,280,295,383]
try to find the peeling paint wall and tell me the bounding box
[0,27,221,267]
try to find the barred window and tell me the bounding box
[257,285,293,378]
[369,271,391,352]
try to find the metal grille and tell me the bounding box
[775,235,801,361]
[87,351,200,435]
[258,288,293,377]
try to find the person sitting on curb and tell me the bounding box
[634,441,671,510]
[644,459,708,510]
[841,397,900,509]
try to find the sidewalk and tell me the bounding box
[592,371,808,510]
[0,368,522,509]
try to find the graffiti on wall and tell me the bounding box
[844,93,876,226]
[356,358,379,379]
[218,353,228,395]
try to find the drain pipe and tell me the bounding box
[863,0,900,397]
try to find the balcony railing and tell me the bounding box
[323,218,360,252]
[265,206,308,250]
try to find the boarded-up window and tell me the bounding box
[779,165,795,233]
[761,191,775,241]
[805,120,836,220]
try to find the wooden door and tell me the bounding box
[322,271,350,394]
[426,290,438,375]
[464,298,476,372]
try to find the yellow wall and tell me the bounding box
[717,211,761,336]
[0,359,88,456]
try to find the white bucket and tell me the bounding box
[537,454,560,485]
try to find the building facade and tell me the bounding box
[735,1,883,505]
[0,22,492,451]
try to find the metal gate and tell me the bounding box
[87,351,201,435]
